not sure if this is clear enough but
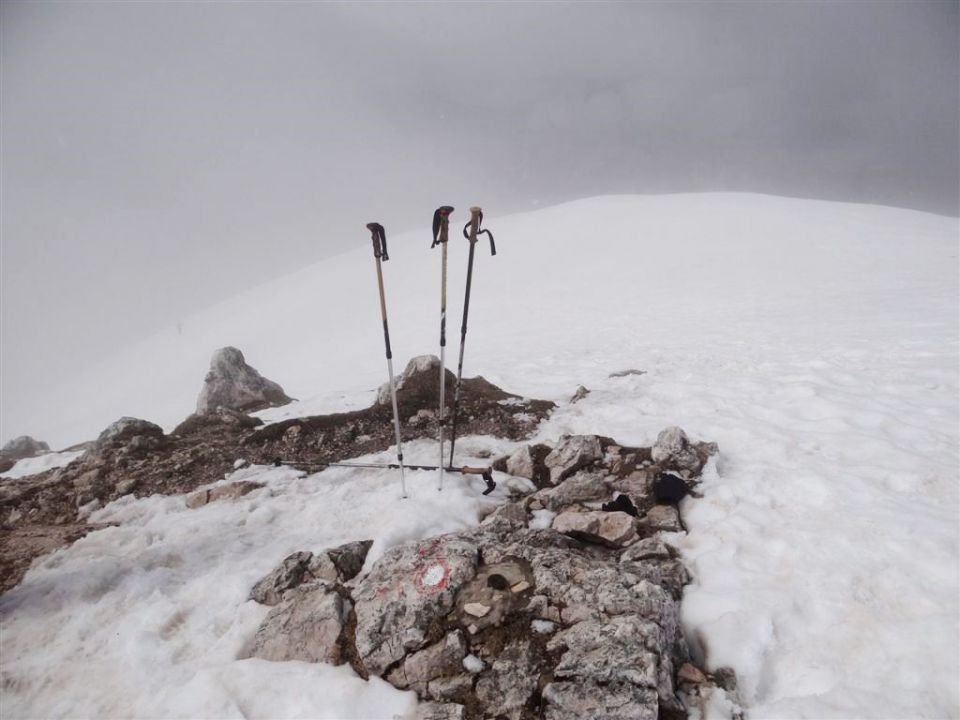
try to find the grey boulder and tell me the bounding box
[196,346,292,413]
[0,436,50,461]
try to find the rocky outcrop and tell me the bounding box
[95,417,165,453]
[249,540,372,606]
[544,435,602,484]
[185,480,264,509]
[377,355,456,407]
[196,346,292,414]
[1,436,50,462]
[241,427,730,720]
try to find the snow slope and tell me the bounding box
[2,194,957,718]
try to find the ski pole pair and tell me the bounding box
[367,209,495,498]
[431,206,496,490]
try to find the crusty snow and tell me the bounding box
[0,449,86,480]
[1,193,957,719]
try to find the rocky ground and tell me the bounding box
[240,431,737,720]
[0,356,553,594]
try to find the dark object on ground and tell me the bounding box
[608,369,647,378]
[653,472,690,505]
[601,493,638,517]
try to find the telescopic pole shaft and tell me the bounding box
[367,222,407,499]
[432,206,453,492]
[448,207,482,466]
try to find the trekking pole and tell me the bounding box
[366,222,407,499]
[431,205,454,491]
[448,206,496,466]
[272,458,497,495]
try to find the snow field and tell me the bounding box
[1,194,956,719]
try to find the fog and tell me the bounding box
[1,1,958,443]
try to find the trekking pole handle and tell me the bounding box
[463,207,496,256]
[432,206,454,248]
[367,222,388,261]
[457,465,497,495]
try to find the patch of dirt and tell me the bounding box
[0,374,555,596]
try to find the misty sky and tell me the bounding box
[2,1,958,442]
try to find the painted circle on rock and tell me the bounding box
[414,558,451,595]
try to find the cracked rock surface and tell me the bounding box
[245,431,730,720]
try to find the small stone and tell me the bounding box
[467,624,479,635]
[569,385,590,403]
[678,663,707,684]
[115,477,139,496]
[511,580,531,593]
[643,505,681,532]
[464,602,491,618]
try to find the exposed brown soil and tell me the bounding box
[0,374,555,595]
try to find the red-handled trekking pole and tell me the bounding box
[447,207,496,467]
[366,222,407,499]
[431,206,454,491]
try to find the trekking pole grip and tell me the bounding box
[463,207,495,255]
[432,206,454,248]
[367,222,388,261]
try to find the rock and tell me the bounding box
[505,443,552,487]
[115,477,139,496]
[0,458,15,474]
[426,674,474,702]
[414,702,465,720]
[548,615,660,686]
[608,369,647,378]
[569,385,590,403]
[454,559,534,633]
[678,662,707,685]
[245,581,343,663]
[621,537,672,563]
[387,630,467,691]
[544,435,602,485]
[1,436,49,461]
[475,640,540,719]
[171,408,263,436]
[196,346,292,414]
[643,505,681,532]
[95,417,164,448]
[250,551,315,605]
[352,534,479,675]
[505,445,535,479]
[463,602,490,618]
[326,539,374,581]
[186,480,264,509]
[481,501,528,528]
[651,426,701,472]
[540,472,610,511]
[552,510,637,547]
[377,355,455,407]
[542,680,658,720]
[250,540,373,605]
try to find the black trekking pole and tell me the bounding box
[447,206,496,467]
[366,222,407,499]
[431,205,454,491]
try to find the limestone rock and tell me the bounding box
[621,537,672,562]
[245,581,343,664]
[1,436,49,461]
[552,510,637,547]
[544,435,601,485]
[540,472,610,512]
[643,505,682,532]
[651,426,701,472]
[250,540,373,605]
[387,631,467,691]
[186,480,264,509]
[377,355,455,407]
[196,346,292,414]
[505,443,552,487]
[475,640,540,719]
[352,534,479,675]
[542,680,658,720]
[548,615,661,686]
[95,417,164,449]
[414,702,465,720]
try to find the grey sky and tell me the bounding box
[2,1,958,442]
